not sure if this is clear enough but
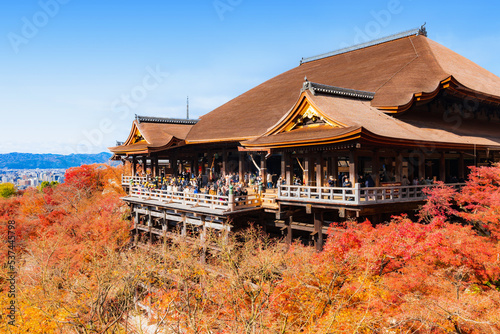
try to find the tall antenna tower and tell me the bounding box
[186,96,189,119]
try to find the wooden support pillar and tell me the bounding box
[181,213,187,237]
[313,209,324,252]
[222,149,228,176]
[304,155,311,186]
[131,205,137,244]
[440,151,446,182]
[163,210,168,250]
[395,152,403,182]
[458,152,465,180]
[181,159,184,175]
[348,150,357,185]
[286,216,293,246]
[419,154,426,180]
[281,152,286,183]
[206,152,213,180]
[193,156,198,177]
[239,152,244,183]
[200,215,207,264]
[260,153,267,185]
[154,156,159,177]
[285,152,292,185]
[141,156,147,175]
[373,150,381,187]
[316,155,323,187]
[148,209,152,244]
[331,155,338,186]
[132,156,137,175]
[171,154,178,177]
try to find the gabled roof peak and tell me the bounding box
[302,81,375,100]
[135,115,198,125]
[300,25,426,65]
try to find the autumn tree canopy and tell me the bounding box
[1,164,499,333]
[0,182,16,198]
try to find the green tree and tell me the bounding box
[39,181,59,192]
[0,182,16,198]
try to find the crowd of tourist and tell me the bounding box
[129,171,271,198]
[128,168,463,199]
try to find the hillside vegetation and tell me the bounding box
[1,164,499,333]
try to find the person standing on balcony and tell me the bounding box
[342,176,352,188]
[328,176,335,187]
[267,173,273,189]
[365,174,375,187]
[402,175,410,186]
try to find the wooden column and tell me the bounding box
[286,216,293,246]
[440,151,446,182]
[141,156,147,175]
[132,156,137,175]
[419,154,426,180]
[171,153,178,177]
[458,152,465,180]
[260,153,267,184]
[133,206,139,244]
[181,213,187,237]
[238,152,244,183]
[348,150,357,185]
[206,152,213,180]
[285,152,292,185]
[304,155,312,186]
[373,150,381,187]
[148,209,152,244]
[331,155,338,186]
[395,152,403,182]
[154,156,159,177]
[200,215,207,264]
[193,156,199,177]
[163,210,168,250]
[316,155,323,187]
[179,160,184,175]
[281,152,286,182]
[313,209,324,252]
[222,149,228,176]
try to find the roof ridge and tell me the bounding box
[302,81,375,100]
[136,115,198,125]
[300,26,425,65]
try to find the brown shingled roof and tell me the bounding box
[242,91,500,149]
[186,35,500,143]
[109,119,194,154]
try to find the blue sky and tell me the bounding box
[1,0,499,154]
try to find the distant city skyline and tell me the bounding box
[1,0,499,154]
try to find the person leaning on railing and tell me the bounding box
[342,176,354,201]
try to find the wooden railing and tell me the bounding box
[122,175,147,185]
[129,186,261,212]
[278,183,465,206]
[124,176,464,208]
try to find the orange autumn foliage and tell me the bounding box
[0,163,499,333]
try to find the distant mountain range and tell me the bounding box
[0,152,115,169]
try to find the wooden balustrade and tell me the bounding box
[122,175,147,185]
[129,186,261,212]
[124,175,464,209]
[278,183,465,206]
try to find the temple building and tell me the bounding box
[110,27,500,251]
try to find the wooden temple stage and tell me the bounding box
[121,176,465,251]
[112,27,500,251]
